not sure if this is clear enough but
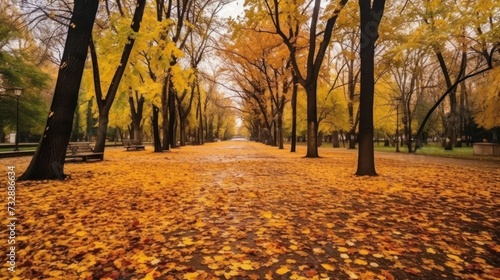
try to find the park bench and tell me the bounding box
[473,142,500,156]
[66,143,104,162]
[123,139,146,151]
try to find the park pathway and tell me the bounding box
[1,141,499,279]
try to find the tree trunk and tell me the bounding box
[161,75,170,150]
[94,0,146,153]
[348,130,356,149]
[71,98,81,142]
[356,0,386,176]
[305,83,319,157]
[278,111,284,149]
[403,100,412,152]
[20,0,99,180]
[129,92,145,144]
[290,76,298,152]
[86,97,94,141]
[445,92,457,150]
[152,105,162,152]
[168,85,177,148]
[197,94,204,145]
[332,131,340,148]
[179,118,186,146]
[96,113,109,149]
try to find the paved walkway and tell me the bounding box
[1,141,499,279]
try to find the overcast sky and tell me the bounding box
[219,0,245,19]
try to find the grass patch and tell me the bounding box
[374,143,500,162]
[0,146,36,152]
[292,141,500,162]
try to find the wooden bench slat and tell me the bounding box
[66,143,103,162]
[123,139,146,151]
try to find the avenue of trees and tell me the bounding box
[0,0,497,179]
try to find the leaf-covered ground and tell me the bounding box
[1,141,499,280]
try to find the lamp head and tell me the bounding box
[13,87,22,97]
[0,74,4,95]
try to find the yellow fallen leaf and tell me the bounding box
[222,246,231,251]
[445,261,461,269]
[372,253,384,258]
[184,272,199,280]
[114,259,122,269]
[447,254,463,262]
[214,255,225,261]
[224,270,239,279]
[359,249,369,255]
[426,248,436,254]
[194,219,205,228]
[321,263,335,271]
[289,244,298,250]
[276,266,290,275]
[76,231,87,237]
[142,268,156,280]
[338,247,348,252]
[346,270,359,279]
[93,241,106,249]
[262,211,273,219]
[473,257,486,264]
[460,215,472,222]
[313,248,325,254]
[240,263,253,270]
[354,259,367,265]
[131,251,155,264]
[182,237,194,245]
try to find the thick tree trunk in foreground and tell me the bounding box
[356,0,386,176]
[20,0,99,181]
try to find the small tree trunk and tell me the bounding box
[332,131,340,148]
[348,130,356,149]
[290,76,298,152]
[168,86,177,148]
[129,93,145,144]
[93,0,146,153]
[278,111,284,149]
[161,76,170,150]
[152,105,162,152]
[305,83,319,157]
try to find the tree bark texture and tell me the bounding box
[20,0,99,181]
[356,0,386,176]
[94,0,146,153]
[152,105,163,152]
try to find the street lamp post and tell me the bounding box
[13,87,22,151]
[395,97,401,153]
[0,75,23,151]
